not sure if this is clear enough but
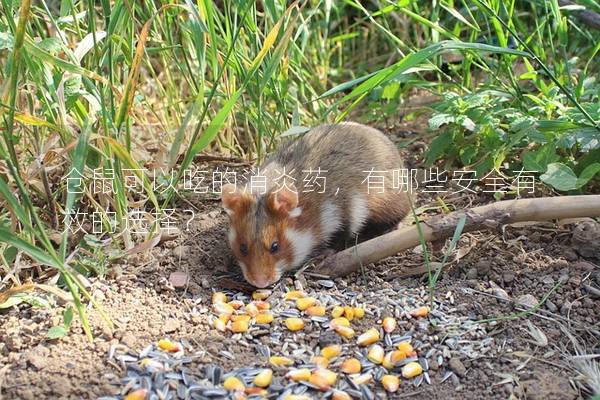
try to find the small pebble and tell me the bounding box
[449,357,467,377]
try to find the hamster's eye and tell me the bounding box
[240,243,249,256]
[270,241,279,254]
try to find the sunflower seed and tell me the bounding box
[424,372,431,385]
[441,371,454,383]
[413,374,424,387]
[317,279,335,288]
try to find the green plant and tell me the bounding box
[426,86,600,191]
[47,306,74,339]
[0,0,311,338]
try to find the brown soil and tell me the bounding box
[1,122,599,400]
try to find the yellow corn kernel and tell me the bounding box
[331,390,352,400]
[284,317,305,331]
[254,313,274,324]
[230,319,249,333]
[357,328,380,346]
[382,317,397,333]
[343,306,354,321]
[253,300,270,311]
[352,372,373,385]
[334,325,355,339]
[212,292,228,304]
[213,318,227,332]
[224,376,245,391]
[396,341,414,357]
[228,300,245,310]
[296,297,317,311]
[244,387,267,395]
[283,395,311,400]
[321,344,341,360]
[410,306,430,318]
[331,305,344,318]
[285,368,311,382]
[391,349,408,362]
[381,375,400,392]
[124,389,148,400]
[308,372,331,391]
[284,290,306,300]
[252,289,271,300]
[213,302,235,315]
[245,303,259,317]
[230,314,251,323]
[330,317,350,330]
[157,339,181,353]
[218,314,231,324]
[382,352,394,370]
[253,369,273,387]
[401,361,423,378]
[383,350,406,370]
[312,356,329,368]
[305,305,326,317]
[340,358,361,374]
[269,356,294,367]
[353,307,365,319]
[313,368,337,386]
[367,344,384,364]
[139,358,165,371]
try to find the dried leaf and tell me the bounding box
[525,320,548,347]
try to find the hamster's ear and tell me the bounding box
[221,184,253,216]
[267,185,300,217]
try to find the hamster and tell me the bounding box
[221,122,410,288]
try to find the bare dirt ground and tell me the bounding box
[1,121,599,400]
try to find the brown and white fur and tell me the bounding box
[221,122,410,288]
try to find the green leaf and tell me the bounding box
[47,325,68,339]
[458,115,476,131]
[429,113,457,130]
[63,306,74,328]
[540,163,578,191]
[319,70,380,99]
[336,41,528,106]
[2,245,17,264]
[381,81,401,100]
[60,122,92,259]
[24,38,110,85]
[64,74,83,110]
[522,145,560,172]
[459,145,478,165]
[0,227,61,269]
[425,131,453,166]
[573,128,600,152]
[576,163,600,188]
[0,31,14,50]
[23,294,50,308]
[0,294,25,309]
[37,37,62,54]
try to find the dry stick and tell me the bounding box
[558,0,600,30]
[319,195,600,278]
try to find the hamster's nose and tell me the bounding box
[245,273,274,289]
[249,277,271,289]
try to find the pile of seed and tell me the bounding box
[103,280,493,399]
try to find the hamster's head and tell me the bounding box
[221,184,300,288]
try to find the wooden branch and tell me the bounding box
[559,0,600,30]
[318,195,600,278]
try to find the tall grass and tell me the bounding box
[0,0,598,336]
